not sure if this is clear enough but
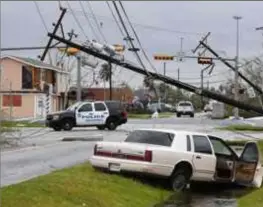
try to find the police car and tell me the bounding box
[46,100,128,131]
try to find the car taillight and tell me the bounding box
[122,111,127,118]
[94,144,98,155]
[145,150,152,162]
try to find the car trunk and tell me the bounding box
[94,141,153,162]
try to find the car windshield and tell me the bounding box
[125,130,175,147]
[179,103,192,107]
[67,102,82,111]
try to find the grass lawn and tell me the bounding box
[226,140,263,207]
[217,124,263,132]
[1,163,170,207]
[128,112,174,119]
[1,120,44,128]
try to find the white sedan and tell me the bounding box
[90,128,263,191]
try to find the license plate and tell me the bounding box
[109,163,121,172]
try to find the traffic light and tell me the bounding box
[154,55,174,61]
[113,44,125,52]
[198,57,213,65]
[58,47,80,56]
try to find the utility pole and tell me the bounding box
[76,55,82,102]
[233,15,242,119]
[200,65,212,107]
[109,61,113,100]
[9,81,13,121]
[177,37,184,80]
[177,68,180,81]
[163,62,166,102]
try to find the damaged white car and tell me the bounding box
[90,129,263,191]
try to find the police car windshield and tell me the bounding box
[67,102,82,111]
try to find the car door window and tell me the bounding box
[208,137,233,156]
[241,143,259,163]
[94,103,106,111]
[79,103,93,112]
[193,135,212,154]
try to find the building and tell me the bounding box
[0,55,69,119]
[63,87,134,107]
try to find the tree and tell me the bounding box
[143,76,159,100]
[99,62,112,82]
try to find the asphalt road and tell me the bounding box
[1,115,263,187]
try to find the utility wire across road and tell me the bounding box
[47,33,263,114]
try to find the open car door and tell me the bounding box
[234,141,263,188]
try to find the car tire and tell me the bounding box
[53,126,62,131]
[106,119,117,131]
[190,113,194,118]
[170,168,191,191]
[97,125,106,130]
[177,113,181,117]
[62,119,74,131]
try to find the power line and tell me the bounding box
[85,1,107,43]
[68,9,204,36]
[118,1,158,74]
[105,1,125,38]
[112,1,146,70]
[78,1,101,41]
[66,1,89,39]
[33,1,49,32]
[112,1,161,99]
[33,1,53,65]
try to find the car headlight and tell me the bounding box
[53,115,59,120]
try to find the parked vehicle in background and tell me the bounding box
[176,101,195,117]
[46,100,127,131]
[204,103,213,112]
[90,128,263,191]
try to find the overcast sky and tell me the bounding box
[1,1,263,89]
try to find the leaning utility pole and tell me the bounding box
[47,33,263,114]
[39,7,67,115]
[233,15,242,119]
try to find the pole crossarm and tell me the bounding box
[47,33,263,114]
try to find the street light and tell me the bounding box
[233,15,242,119]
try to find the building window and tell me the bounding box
[22,65,33,89]
[3,95,22,107]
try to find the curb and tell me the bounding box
[62,135,103,142]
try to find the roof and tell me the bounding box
[1,55,69,74]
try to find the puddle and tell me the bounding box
[154,183,250,207]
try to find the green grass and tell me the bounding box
[128,112,174,119]
[217,124,263,132]
[225,140,263,207]
[1,163,170,207]
[1,121,44,128]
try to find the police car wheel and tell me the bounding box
[97,125,106,130]
[107,120,117,131]
[53,126,62,131]
[62,119,73,131]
